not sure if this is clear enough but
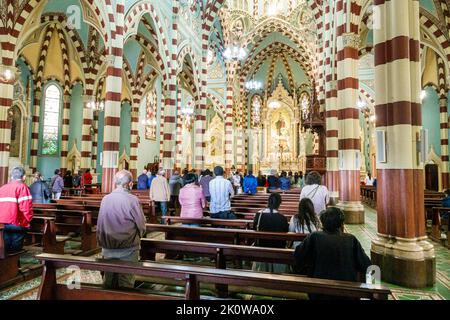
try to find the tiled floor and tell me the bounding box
[345,206,450,300]
[0,206,449,300]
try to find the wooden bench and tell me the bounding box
[146,224,305,246]
[162,216,253,229]
[431,207,450,247]
[33,208,97,254]
[36,253,391,300]
[26,216,69,254]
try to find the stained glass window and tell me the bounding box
[42,84,61,155]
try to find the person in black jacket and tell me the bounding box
[63,170,73,188]
[252,193,289,273]
[294,207,371,300]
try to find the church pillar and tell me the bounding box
[129,100,139,178]
[91,111,98,172]
[60,93,71,173]
[440,96,449,189]
[0,65,17,185]
[324,1,339,204]
[30,88,41,172]
[371,0,435,288]
[335,30,364,224]
[175,80,183,170]
[438,56,449,189]
[81,96,93,171]
[102,3,124,193]
[225,62,237,175]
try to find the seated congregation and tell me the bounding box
[0,166,390,300]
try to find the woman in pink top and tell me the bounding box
[178,173,206,223]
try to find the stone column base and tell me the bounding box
[371,234,436,288]
[336,201,364,224]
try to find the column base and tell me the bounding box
[336,201,364,224]
[371,235,436,288]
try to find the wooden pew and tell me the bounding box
[431,207,450,247]
[26,216,68,254]
[32,208,97,254]
[36,253,391,300]
[146,224,305,246]
[0,224,23,286]
[162,216,253,229]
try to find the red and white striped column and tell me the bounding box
[91,111,99,171]
[30,88,41,171]
[371,0,435,288]
[335,1,364,224]
[129,98,139,178]
[81,98,93,171]
[175,80,183,170]
[225,62,237,175]
[161,4,179,172]
[0,67,15,185]
[60,93,71,173]
[324,1,339,203]
[437,56,449,189]
[102,2,125,193]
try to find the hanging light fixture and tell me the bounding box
[223,45,247,61]
[269,100,281,109]
[86,99,105,111]
[245,77,263,91]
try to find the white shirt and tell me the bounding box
[365,176,374,186]
[209,176,235,213]
[289,216,318,249]
[299,184,330,215]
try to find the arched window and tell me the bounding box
[42,84,61,155]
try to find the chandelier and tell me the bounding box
[86,100,105,111]
[245,79,263,91]
[223,45,247,61]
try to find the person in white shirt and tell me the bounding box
[209,166,236,219]
[289,198,321,249]
[299,171,330,216]
[364,172,374,186]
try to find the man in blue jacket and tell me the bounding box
[137,169,149,190]
[243,171,258,195]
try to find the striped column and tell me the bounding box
[335,24,364,223]
[102,2,125,193]
[60,93,71,173]
[0,72,14,185]
[30,89,41,171]
[437,57,449,189]
[225,62,237,174]
[371,0,435,288]
[324,1,339,203]
[81,98,93,171]
[129,100,139,178]
[175,81,183,170]
[236,127,244,171]
[161,3,179,172]
[91,111,98,171]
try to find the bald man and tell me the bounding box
[97,170,146,289]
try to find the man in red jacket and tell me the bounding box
[0,167,33,253]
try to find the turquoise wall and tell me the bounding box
[422,86,441,156]
[69,83,83,151]
[120,101,132,155]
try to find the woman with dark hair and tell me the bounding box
[299,171,329,216]
[252,193,289,273]
[178,173,206,223]
[289,198,320,248]
[63,170,73,188]
[294,207,371,299]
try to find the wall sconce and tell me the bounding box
[0,65,19,84]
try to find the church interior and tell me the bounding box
[0,0,449,301]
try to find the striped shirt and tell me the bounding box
[209,176,234,214]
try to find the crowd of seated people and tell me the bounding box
[0,166,373,297]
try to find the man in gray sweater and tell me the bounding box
[97,170,146,289]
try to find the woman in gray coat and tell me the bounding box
[29,172,51,203]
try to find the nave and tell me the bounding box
[0,0,449,302]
